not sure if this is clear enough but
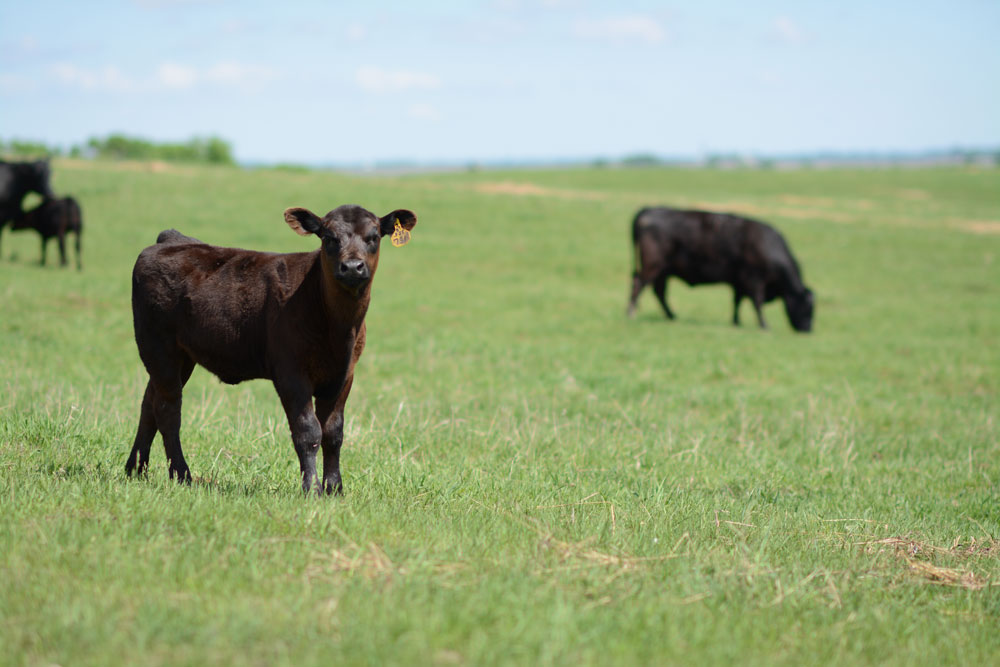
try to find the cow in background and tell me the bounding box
[0,159,55,257]
[627,206,814,332]
[13,196,83,270]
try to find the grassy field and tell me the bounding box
[1,160,998,665]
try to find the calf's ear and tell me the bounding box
[284,207,323,236]
[379,209,417,237]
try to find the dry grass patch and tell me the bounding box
[531,519,683,574]
[953,220,1000,235]
[858,536,999,590]
[304,541,467,585]
[473,181,609,201]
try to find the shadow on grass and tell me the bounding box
[2,252,73,271]
[627,311,750,330]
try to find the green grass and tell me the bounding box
[1,160,998,666]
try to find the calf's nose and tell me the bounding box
[340,258,368,278]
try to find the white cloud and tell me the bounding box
[47,61,279,93]
[204,62,279,86]
[757,70,783,87]
[346,23,367,41]
[157,63,198,88]
[774,17,804,44]
[356,66,442,93]
[51,63,134,92]
[408,103,441,121]
[573,16,664,44]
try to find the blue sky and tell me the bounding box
[1,0,998,164]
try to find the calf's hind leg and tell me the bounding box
[129,343,196,482]
[153,355,196,482]
[126,381,158,476]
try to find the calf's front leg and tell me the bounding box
[276,380,322,494]
[316,374,353,496]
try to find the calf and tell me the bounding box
[0,159,55,257]
[627,206,814,332]
[126,204,417,495]
[12,196,83,270]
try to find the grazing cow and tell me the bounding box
[12,196,83,270]
[0,159,55,257]
[126,204,417,494]
[627,206,814,332]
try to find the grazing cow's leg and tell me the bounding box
[732,290,743,326]
[39,237,48,266]
[626,273,645,317]
[57,230,68,267]
[276,379,322,494]
[317,376,353,496]
[652,273,676,320]
[75,231,82,271]
[126,381,159,477]
[750,284,768,329]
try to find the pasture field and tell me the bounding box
[1,160,998,665]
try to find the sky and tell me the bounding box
[1,0,998,165]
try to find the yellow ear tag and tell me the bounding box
[390,220,411,247]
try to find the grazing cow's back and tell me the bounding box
[127,204,417,494]
[627,206,814,332]
[12,196,83,269]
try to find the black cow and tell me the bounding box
[0,159,55,257]
[12,196,83,270]
[627,206,814,332]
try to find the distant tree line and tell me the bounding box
[598,148,1000,169]
[1,134,235,166]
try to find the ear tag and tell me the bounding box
[390,220,411,247]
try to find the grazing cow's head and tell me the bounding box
[283,204,417,291]
[784,288,815,333]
